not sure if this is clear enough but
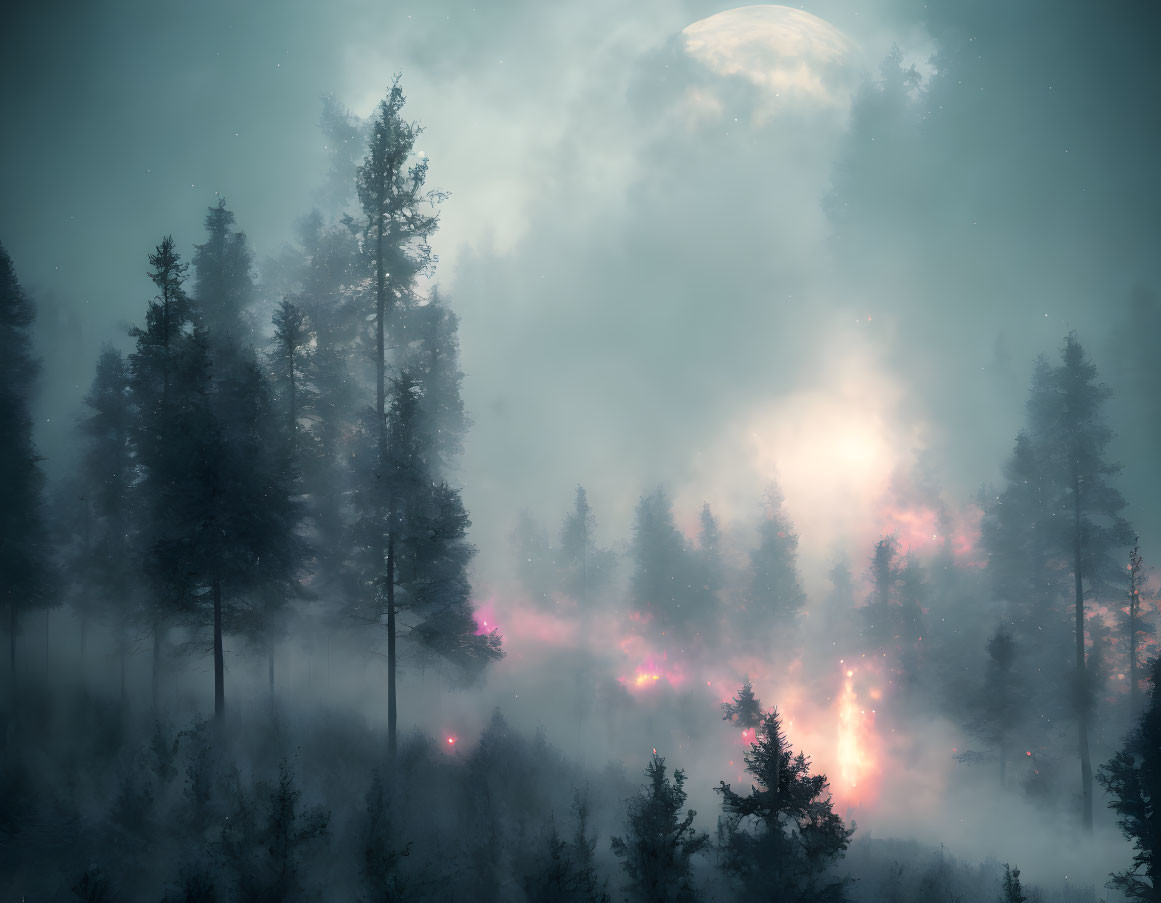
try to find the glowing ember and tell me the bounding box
[836,664,875,801]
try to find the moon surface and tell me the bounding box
[682,5,860,113]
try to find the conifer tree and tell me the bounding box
[192,198,254,343]
[695,503,724,599]
[629,488,711,642]
[747,490,806,636]
[75,348,138,702]
[0,243,49,686]
[560,486,596,604]
[968,627,1024,788]
[716,709,853,901]
[399,292,467,477]
[863,535,900,647]
[1000,864,1028,903]
[721,678,763,730]
[353,372,500,756]
[1124,542,1153,719]
[611,754,709,903]
[355,77,441,442]
[1098,655,1161,901]
[129,236,197,709]
[1026,334,1133,830]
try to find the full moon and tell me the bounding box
[682,5,860,114]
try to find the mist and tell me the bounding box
[3,0,1161,901]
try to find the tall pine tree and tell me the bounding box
[0,243,50,688]
[1026,334,1133,830]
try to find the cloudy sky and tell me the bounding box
[3,0,1160,583]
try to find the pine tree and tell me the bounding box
[560,486,596,603]
[895,555,926,695]
[0,243,50,687]
[1124,542,1153,719]
[196,339,305,719]
[129,236,197,710]
[968,627,1024,788]
[629,488,710,642]
[270,297,312,447]
[1000,864,1028,903]
[398,291,468,477]
[360,771,411,901]
[747,490,806,637]
[611,754,709,903]
[192,198,254,343]
[1097,655,1161,901]
[721,678,763,730]
[557,486,614,605]
[523,795,611,903]
[74,348,138,702]
[716,709,853,902]
[353,372,501,757]
[981,431,1070,658]
[1027,333,1133,830]
[696,503,724,598]
[355,77,442,445]
[862,535,900,648]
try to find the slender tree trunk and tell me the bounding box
[152,615,161,711]
[1129,545,1141,718]
[268,645,275,703]
[213,576,224,722]
[387,531,397,760]
[1073,471,1093,832]
[375,223,386,439]
[79,614,86,663]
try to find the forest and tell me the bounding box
[3,1,1161,901]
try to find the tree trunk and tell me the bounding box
[213,576,225,722]
[80,614,86,663]
[8,603,15,677]
[1129,546,1141,718]
[387,531,397,760]
[1073,472,1093,832]
[268,645,275,704]
[375,224,386,439]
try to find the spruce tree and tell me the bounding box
[560,486,596,604]
[611,754,709,903]
[353,372,501,757]
[629,488,711,642]
[355,77,441,443]
[1026,333,1133,830]
[695,503,724,599]
[1124,542,1153,719]
[747,490,806,640]
[1000,864,1028,903]
[75,348,138,702]
[721,678,763,730]
[862,535,900,648]
[968,627,1024,788]
[192,198,253,343]
[0,243,49,686]
[129,236,196,710]
[1098,655,1161,901]
[716,709,853,901]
